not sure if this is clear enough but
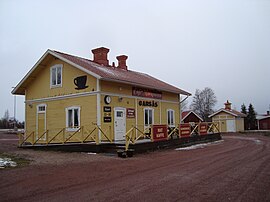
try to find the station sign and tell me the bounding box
[132,87,162,99]
[199,123,208,135]
[152,125,168,142]
[127,108,135,118]
[179,123,191,137]
[138,100,158,107]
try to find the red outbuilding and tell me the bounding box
[257,111,270,130]
[181,111,203,123]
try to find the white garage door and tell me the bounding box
[226,120,236,132]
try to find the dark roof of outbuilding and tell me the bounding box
[209,108,247,118]
[181,110,203,121]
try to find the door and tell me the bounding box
[37,104,46,140]
[226,120,236,132]
[114,108,126,141]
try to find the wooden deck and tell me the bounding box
[20,133,221,155]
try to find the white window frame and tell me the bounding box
[65,106,81,131]
[50,64,63,88]
[167,109,175,127]
[144,108,154,129]
[37,104,46,114]
[36,104,47,140]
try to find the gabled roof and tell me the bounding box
[181,110,203,121]
[209,108,247,118]
[256,115,270,120]
[12,49,191,96]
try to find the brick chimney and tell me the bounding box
[91,47,109,66]
[224,100,232,110]
[116,55,128,70]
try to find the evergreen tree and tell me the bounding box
[241,104,248,130]
[241,104,247,114]
[247,104,257,130]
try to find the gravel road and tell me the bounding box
[0,133,269,202]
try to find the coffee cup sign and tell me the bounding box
[74,75,88,90]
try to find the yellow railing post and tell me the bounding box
[18,133,23,147]
[47,128,65,144]
[33,130,48,145]
[81,126,84,143]
[83,127,96,143]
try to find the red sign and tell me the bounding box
[132,87,162,99]
[199,123,208,135]
[126,108,135,118]
[179,123,191,137]
[152,125,168,142]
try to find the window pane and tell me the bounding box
[149,110,152,125]
[168,111,170,125]
[51,68,56,85]
[38,106,45,112]
[74,109,79,127]
[117,111,123,117]
[68,109,73,127]
[57,67,61,85]
[145,110,149,125]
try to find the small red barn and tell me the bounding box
[181,111,203,123]
[257,111,270,130]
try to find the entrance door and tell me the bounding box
[36,104,46,140]
[226,120,236,132]
[114,108,126,141]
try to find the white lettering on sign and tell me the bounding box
[156,133,164,138]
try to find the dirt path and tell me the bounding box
[0,133,270,202]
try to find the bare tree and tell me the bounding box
[190,87,217,121]
[180,95,189,112]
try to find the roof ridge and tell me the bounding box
[52,50,94,63]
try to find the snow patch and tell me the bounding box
[87,152,97,155]
[0,158,17,169]
[223,136,262,145]
[254,139,262,144]
[175,140,224,151]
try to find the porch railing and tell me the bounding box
[18,123,112,147]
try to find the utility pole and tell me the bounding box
[12,87,17,131]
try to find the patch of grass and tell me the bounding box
[0,152,31,169]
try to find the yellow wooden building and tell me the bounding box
[209,101,246,133]
[12,47,191,144]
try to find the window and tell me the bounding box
[144,108,154,127]
[116,111,124,117]
[167,109,175,127]
[66,106,80,130]
[37,104,46,113]
[50,64,62,88]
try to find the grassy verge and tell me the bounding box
[0,152,31,169]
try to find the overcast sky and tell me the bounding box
[1,0,270,121]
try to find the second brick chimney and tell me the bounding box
[91,47,109,66]
[224,100,232,110]
[116,55,128,70]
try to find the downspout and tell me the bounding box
[179,95,189,123]
[96,79,101,144]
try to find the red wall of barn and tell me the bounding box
[259,118,270,130]
[183,113,201,123]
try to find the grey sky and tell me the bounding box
[1,0,270,121]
